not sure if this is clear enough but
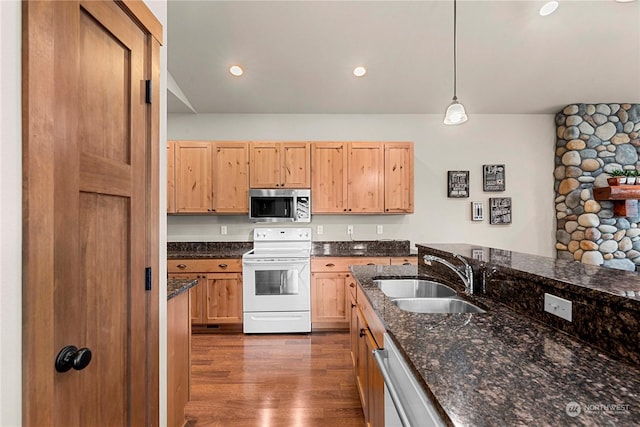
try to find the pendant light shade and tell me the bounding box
[443,0,468,125]
[444,97,468,125]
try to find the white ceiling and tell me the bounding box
[167,0,640,115]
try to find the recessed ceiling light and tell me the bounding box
[353,66,367,77]
[229,65,243,77]
[539,1,559,16]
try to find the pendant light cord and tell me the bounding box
[453,0,458,101]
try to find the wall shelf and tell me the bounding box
[593,185,640,217]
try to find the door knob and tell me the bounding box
[55,345,92,373]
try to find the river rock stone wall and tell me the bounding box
[555,103,640,271]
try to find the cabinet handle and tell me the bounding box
[351,303,356,308]
[325,263,335,267]
[403,262,411,266]
[366,263,375,266]
[219,263,228,269]
[343,209,347,212]
[348,209,352,211]
[359,328,367,338]
[177,264,187,270]
[349,283,355,288]
[386,209,389,212]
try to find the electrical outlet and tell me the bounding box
[220,225,227,235]
[347,225,353,235]
[317,225,323,235]
[377,225,383,234]
[544,293,572,322]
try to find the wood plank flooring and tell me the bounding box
[185,332,366,427]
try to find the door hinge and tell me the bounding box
[145,80,152,104]
[145,267,152,291]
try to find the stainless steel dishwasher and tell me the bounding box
[373,334,446,427]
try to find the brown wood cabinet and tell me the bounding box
[311,257,390,331]
[167,141,176,213]
[311,142,413,214]
[168,259,243,330]
[348,143,385,213]
[249,142,310,188]
[169,141,249,214]
[174,141,213,213]
[350,281,385,427]
[212,142,249,213]
[167,289,191,427]
[385,142,414,213]
[390,256,418,266]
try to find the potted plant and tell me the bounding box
[608,169,627,186]
[625,169,637,185]
[630,169,640,185]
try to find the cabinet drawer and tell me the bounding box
[168,258,242,273]
[389,256,417,266]
[311,257,390,272]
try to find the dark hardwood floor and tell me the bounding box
[185,331,366,427]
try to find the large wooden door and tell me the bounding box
[22,1,161,426]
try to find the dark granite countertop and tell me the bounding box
[167,278,198,300]
[351,263,640,426]
[167,242,253,259]
[167,240,417,259]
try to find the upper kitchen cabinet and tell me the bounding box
[311,142,348,212]
[384,142,414,213]
[212,142,249,214]
[348,143,384,213]
[312,142,411,214]
[174,141,213,213]
[167,142,176,213]
[249,142,311,188]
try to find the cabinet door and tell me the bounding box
[204,273,243,324]
[348,143,384,213]
[175,141,213,213]
[311,142,348,213]
[384,142,414,213]
[365,331,385,427]
[356,307,369,413]
[349,291,358,368]
[212,142,249,213]
[167,141,176,213]
[311,272,350,330]
[168,273,205,324]
[250,142,281,188]
[281,142,310,188]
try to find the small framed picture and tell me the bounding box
[483,164,505,192]
[489,197,512,224]
[447,170,469,198]
[471,201,484,221]
[471,248,485,261]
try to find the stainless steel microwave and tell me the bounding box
[249,189,311,222]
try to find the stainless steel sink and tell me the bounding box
[374,279,457,298]
[391,297,486,314]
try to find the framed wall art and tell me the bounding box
[489,197,512,224]
[483,164,505,192]
[447,170,469,198]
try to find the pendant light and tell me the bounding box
[443,0,468,125]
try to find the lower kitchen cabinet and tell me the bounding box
[311,257,389,331]
[167,289,191,427]
[168,259,243,331]
[350,281,385,427]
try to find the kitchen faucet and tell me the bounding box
[423,254,474,295]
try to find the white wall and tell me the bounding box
[0,1,22,426]
[0,1,167,426]
[168,113,557,257]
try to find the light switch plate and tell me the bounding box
[347,225,353,235]
[317,225,323,235]
[544,293,572,322]
[220,225,227,235]
[377,225,383,234]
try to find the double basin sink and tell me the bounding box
[373,279,485,314]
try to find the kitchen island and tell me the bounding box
[167,278,198,427]
[351,243,640,426]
